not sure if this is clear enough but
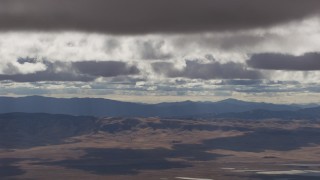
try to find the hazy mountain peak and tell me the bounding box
[0,96,303,117]
[218,98,246,103]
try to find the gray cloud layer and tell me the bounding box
[72,61,140,77]
[152,61,263,80]
[1,0,319,34]
[0,60,140,82]
[248,52,320,71]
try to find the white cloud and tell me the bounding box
[0,61,47,75]
[0,16,319,64]
[0,16,320,102]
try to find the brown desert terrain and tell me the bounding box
[0,115,320,180]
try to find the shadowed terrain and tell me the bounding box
[0,158,26,178]
[38,148,196,175]
[0,113,320,179]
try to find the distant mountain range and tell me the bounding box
[214,106,320,120]
[0,96,315,118]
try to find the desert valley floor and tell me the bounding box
[1,114,320,180]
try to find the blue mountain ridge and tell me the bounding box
[0,96,317,118]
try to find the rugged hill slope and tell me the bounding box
[0,113,96,148]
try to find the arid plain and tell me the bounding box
[1,115,320,180]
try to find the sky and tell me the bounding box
[1,0,320,104]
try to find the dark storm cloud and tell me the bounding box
[0,71,94,82]
[247,52,320,71]
[0,0,319,34]
[152,61,263,80]
[0,60,140,82]
[17,57,38,64]
[72,61,140,77]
